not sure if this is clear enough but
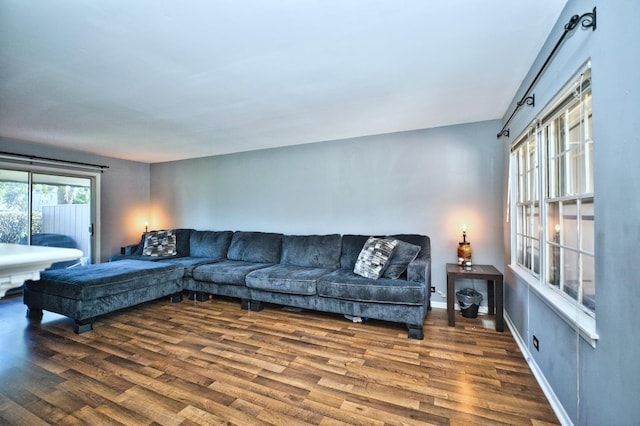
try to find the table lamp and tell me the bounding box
[457,224,472,267]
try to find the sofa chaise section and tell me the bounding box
[24,259,184,333]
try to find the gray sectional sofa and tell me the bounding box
[25,229,431,339]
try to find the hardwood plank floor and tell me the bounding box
[0,293,558,425]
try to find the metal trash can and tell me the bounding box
[456,288,483,318]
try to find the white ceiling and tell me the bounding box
[0,1,568,164]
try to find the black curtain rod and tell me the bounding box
[497,6,597,139]
[0,151,109,171]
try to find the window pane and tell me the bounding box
[32,173,92,263]
[556,113,567,154]
[548,243,561,286]
[562,200,578,248]
[532,239,540,274]
[584,92,592,140]
[548,155,559,198]
[585,141,593,193]
[517,234,524,265]
[527,139,537,201]
[582,254,595,312]
[525,237,534,269]
[517,206,524,235]
[563,249,579,302]
[0,170,29,243]
[567,102,582,144]
[581,199,594,253]
[571,145,585,194]
[547,203,560,242]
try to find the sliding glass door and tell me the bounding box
[0,168,94,266]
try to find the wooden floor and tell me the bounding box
[0,293,558,426]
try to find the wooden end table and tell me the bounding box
[446,263,504,332]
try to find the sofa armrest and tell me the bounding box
[407,258,431,287]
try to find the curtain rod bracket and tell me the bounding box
[498,129,510,138]
[565,7,596,32]
[497,7,596,139]
[517,94,535,108]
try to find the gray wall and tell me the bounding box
[501,2,640,424]
[0,137,150,262]
[150,120,505,303]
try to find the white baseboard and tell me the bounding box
[503,312,573,426]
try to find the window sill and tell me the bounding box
[508,264,599,348]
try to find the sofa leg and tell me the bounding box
[26,307,43,320]
[241,299,264,311]
[407,324,424,340]
[74,320,93,334]
[170,292,183,303]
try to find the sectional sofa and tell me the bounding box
[24,229,431,339]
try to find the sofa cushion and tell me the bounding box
[110,254,179,262]
[340,235,371,269]
[190,230,233,259]
[390,234,430,260]
[173,228,194,256]
[382,240,422,279]
[246,264,333,295]
[281,234,341,269]
[353,237,398,279]
[227,231,282,263]
[318,269,425,305]
[25,259,184,300]
[143,230,177,256]
[133,233,146,255]
[155,257,222,278]
[192,260,272,286]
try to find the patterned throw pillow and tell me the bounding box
[382,240,421,279]
[353,237,398,279]
[143,230,177,256]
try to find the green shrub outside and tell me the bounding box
[0,211,42,243]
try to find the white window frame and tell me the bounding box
[509,63,598,346]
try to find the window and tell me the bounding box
[0,167,98,265]
[511,67,595,318]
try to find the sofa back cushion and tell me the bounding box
[190,230,233,259]
[390,234,430,262]
[281,234,342,269]
[227,231,283,263]
[340,234,430,270]
[340,235,371,269]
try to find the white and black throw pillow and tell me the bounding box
[143,230,177,256]
[353,237,398,279]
